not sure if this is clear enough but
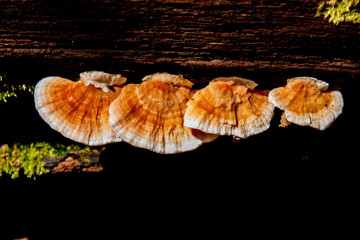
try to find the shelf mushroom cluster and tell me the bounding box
[34,71,344,154]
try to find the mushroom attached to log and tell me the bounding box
[108,72,217,154]
[184,77,275,139]
[268,77,343,130]
[34,71,126,146]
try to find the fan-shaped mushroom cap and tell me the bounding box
[184,77,275,139]
[108,72,217,154]
[34,71,126,146]
[268,77,343,130]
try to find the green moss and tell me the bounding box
[0,74,34,103]
[317,0,360,25]
[0,142,99,179]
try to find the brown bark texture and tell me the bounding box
[0,0,359,89]
[42,150,103,173]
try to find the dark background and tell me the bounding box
[0,0,356,238]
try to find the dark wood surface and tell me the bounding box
[1,0,359,88]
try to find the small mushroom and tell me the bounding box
[184,77,275,139]
[268,77,343,130]
[34,71,126,146]
[108,72,217,154]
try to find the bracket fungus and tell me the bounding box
[268,77,343,130]
[184,77,275,139]
[34,71,126,146]
[108,72,217,154]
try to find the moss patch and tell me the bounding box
[317,0,360,25]
[0,142,99,179]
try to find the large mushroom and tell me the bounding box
[184,77,275,139]
[108,72,217,154]
[268,77,343,130]
[34,71,126,146]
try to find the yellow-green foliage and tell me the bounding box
[0,75,34,103]
[0,142,98,179]
[317,0,360,25]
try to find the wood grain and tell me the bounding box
[0,0,358,89]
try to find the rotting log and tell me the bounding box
[0,0,359,90]
[0,0,356,175]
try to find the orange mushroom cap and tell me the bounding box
[34,71,126,145]
[108,72,217,154]
[268,77,343,130]
[184,77,274,139]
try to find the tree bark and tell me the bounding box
[0,0,358,89]
[42,150,103,173]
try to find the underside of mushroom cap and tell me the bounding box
[34,76,124,146]
[108,73,217,154]
[268,77,343,130]
[184,77,274,139]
